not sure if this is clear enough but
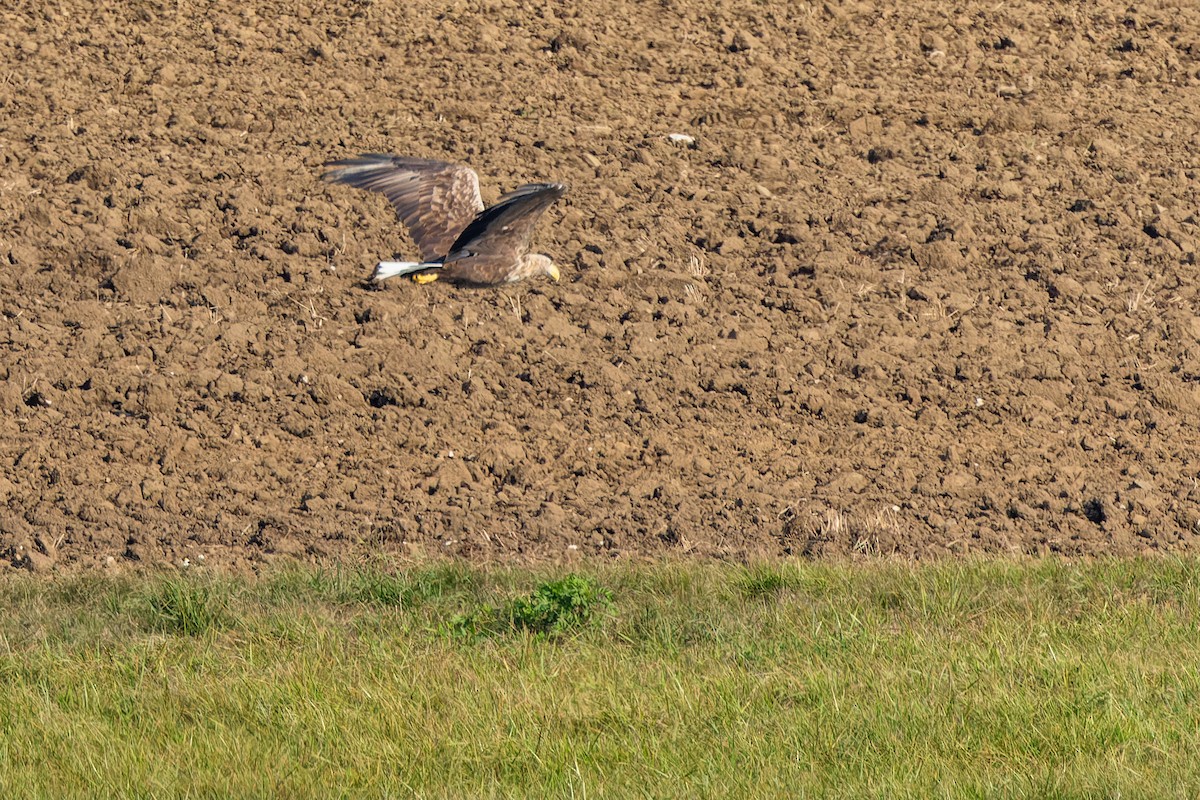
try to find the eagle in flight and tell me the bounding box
[322,154,567,286]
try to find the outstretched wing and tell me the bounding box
[321,154,483,261]
[445,182,567,265]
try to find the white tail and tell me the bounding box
[372,261,440,282]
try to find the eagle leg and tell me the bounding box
[413,273,440,285]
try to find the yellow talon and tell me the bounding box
[413,272,440,285]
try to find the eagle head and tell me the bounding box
[515,253,560,283]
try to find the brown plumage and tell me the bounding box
[321,154,567,286]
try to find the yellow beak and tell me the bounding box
[547,264,561,282]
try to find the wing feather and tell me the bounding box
[321,154,483,261]
[445,182,567,264]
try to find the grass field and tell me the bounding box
[2,558,1199,798]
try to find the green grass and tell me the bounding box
[2,559,1200,798]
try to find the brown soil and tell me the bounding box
[3,0,1200,571]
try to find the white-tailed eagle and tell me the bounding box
[322,154,567,286]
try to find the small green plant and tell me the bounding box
[144,578,229,636]
[447,574,614,640]
[506,574,614,636]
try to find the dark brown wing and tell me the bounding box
[443,182,567,270]
[321,154,483,261]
